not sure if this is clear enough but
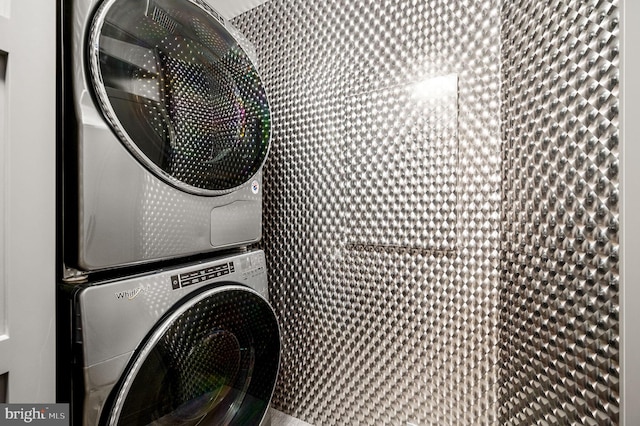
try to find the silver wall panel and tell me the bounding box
[235,1,502,424]
[501,0,620,424]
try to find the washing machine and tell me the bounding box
[58,250,280,425]
[60,0,271,277]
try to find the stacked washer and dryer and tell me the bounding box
[58,0,280,425]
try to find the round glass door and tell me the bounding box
[103,286,280,426]
[88,0,271,195]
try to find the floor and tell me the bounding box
[269,408,313,426]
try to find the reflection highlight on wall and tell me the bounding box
[235,1,502,424]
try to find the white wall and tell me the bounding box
[0,0,56,402]
[622,1,640,424]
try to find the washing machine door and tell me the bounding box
[102,285,280,426]
[88,0,270,195]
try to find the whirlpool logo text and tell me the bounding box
[114,284,152,301]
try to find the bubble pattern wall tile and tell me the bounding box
[235,0,502,424]
[500,0,620,424]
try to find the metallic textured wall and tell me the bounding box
[500,0,620,424]
[235,1,502,424]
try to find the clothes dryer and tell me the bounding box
[61,0,271,276]
[58,250,280,426]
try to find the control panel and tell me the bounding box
[171,262,235,289]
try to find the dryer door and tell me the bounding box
[102,285,280,426]
[88,0,271,195]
